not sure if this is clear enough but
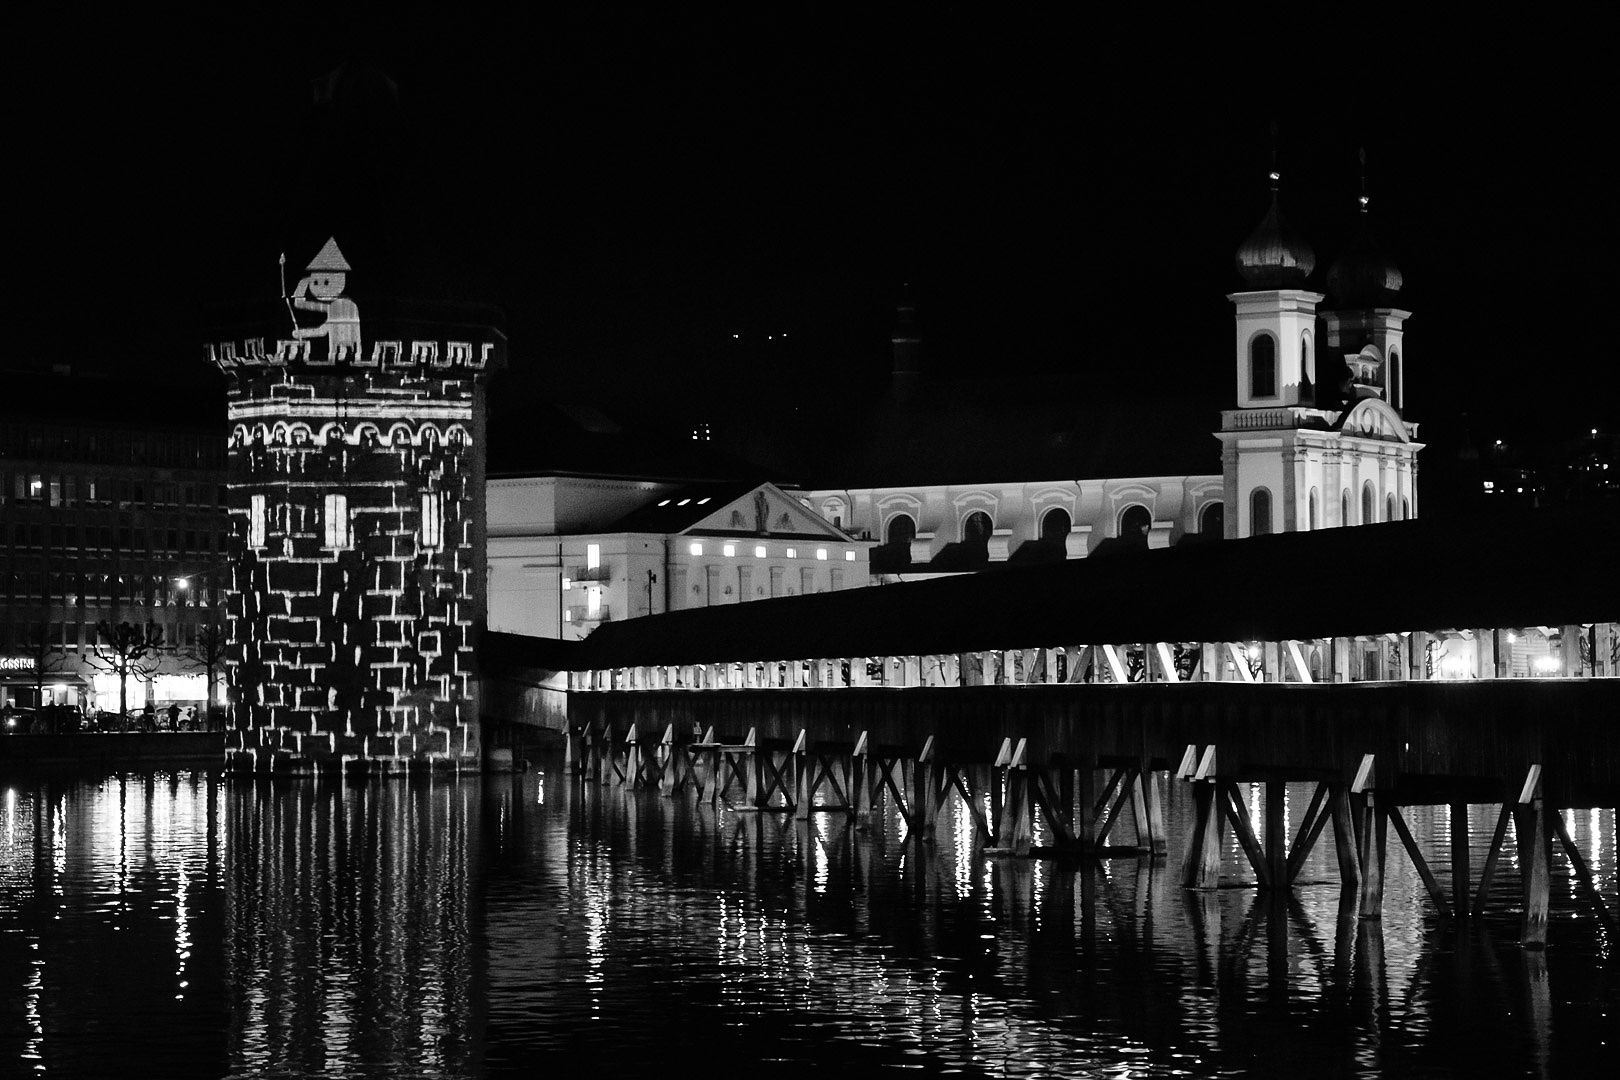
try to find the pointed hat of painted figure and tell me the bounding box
[305,237,352,273]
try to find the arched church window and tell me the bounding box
[1118,504,1151,548]
[1402,496,1411,520]
[1308,487,1320,531]
[1386,493,1397,522]
[1361,482,1376,526]
[1250,488,1272,536]
[885,513,916,564]
[1301,331,1313,383]
[1389,349,1401,408]
[1200,501,1224,538]
[1342,489,1351,526]
[1040,507,1071,549]
[1250,333,1277,398]
[962,511,993,545]
[821,498,846,530]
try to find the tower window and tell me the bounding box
[421,493,445,550]
[249,494,267,548]
[1250,488,1272,536]
[1308,487,1320,531]
[1361,482,1376,527]
[1250,334,1277,398]
[323,493,351,548]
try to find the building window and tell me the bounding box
[689,542,703,557]
[587,587,600,616]
[1389,348,1401,408]
[1040,507,1071,550]
[1361,482,1375,527]
[421,493,445,550]
[1402,496,1411,519]
[821,498,846,530]
[1200,501,1224,537]
[1250,333,1277,398]
[249,494,267,548]
[1250,488,1272,536]
[1118,505,1151,547]
[324,493,351,548]
[586,542,601,570]
[1308,487,1319,531]
[1301,331,1314,390]
[1341,490,1351,526]
[1386,493,1397,522]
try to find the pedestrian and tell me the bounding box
[142,702,156,731]
[167,702,181,731]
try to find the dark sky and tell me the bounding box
[13,9,1616,448]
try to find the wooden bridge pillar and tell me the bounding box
[1354,755,1386,919]
[1181,746,1222,890]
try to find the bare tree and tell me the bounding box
[187,621,229,731]
[86,620,164,727]
[15,621,71,730]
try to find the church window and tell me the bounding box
[1361,482,1375,527]
[1200,501,1224,537]
[1118,505,1151,547]
[1341,490,1351,526]
[1250,334,1277,398]
[1402,496,1411,519]
[1308,487,1320,531]
[821,498,846,530]
[1040,507,1071,550]
[886,513,916,548]
[1386,494,1396,522]
[1389,349,1401,408]
[1250,488,1272,536]
[323,493,350,549]
[1301,331,1314,388]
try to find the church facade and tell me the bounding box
[803,178,1421,567]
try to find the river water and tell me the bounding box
[1,754,1614,1078]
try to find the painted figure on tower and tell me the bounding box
[290,237,363,359]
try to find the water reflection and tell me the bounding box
[224,776,478,1077]
[2,765,1615,1077]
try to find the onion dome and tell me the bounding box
[1326,197,1404,307]
[1234,176,1316,288]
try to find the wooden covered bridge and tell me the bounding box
[480,504,1620,942]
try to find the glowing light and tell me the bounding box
[844,550,855,561]
[1441,655,1469,678]
[754,545,767,558]
[723,544,736,557]
[1246,644,1261,659]
[689,543,703,556]
[816,548,828,561]
[697,497,711,504]
[785,548,797,558]
[561,577,571,590]
[657,499,671,507]
[677,498,691,506]
[1534,656,1561,673]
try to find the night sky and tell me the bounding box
[12,9,1615,453]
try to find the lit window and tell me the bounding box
[586,543,601,570]
[754,545,767,558]
[816,548,828,560]
[421,493,444,549]
[249,494,267,547]
[697,497,711,505]
[689,542,703,556]
[1482,481,1495,492]
[723,544,736,557]
[658,499,671,507]
[785,548,797,558]
[677,498,691,506]
[844,550,856,561]
[587,588,600,616]
[563,609,572,622]
[323,493,350,548]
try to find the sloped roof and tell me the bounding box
[513,503,1619,671]
[606,482,856,541]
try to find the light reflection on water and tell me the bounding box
[0,762,1615,1077]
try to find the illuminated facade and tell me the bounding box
[488,479,870,640]
[0,369,230,714]
[206,239,503,774]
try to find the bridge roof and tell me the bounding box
[490,504,1619,671]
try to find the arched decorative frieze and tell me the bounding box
[386,422,415,447]
[317,422,346,446]
[287,422,314,446]
[230,424,250,448]
[250,423,270,445]
[445,423,473,448]
[270,421,291,446]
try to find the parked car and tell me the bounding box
[3,709,37,734]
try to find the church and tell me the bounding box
[797,173,1420,574]
[484,173,1421,635]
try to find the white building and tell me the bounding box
[487,477,870,640]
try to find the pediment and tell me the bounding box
[1337,398,1411,442]
[683,483,852,540]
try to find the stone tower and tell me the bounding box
[206,239,504,775]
